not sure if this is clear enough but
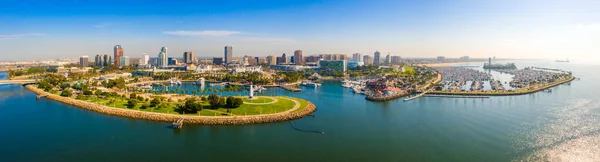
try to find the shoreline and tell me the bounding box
[25,85,317,125]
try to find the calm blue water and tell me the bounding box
[1,60,599,161]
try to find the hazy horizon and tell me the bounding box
[2,0,599,61]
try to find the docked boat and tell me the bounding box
[170,78,181,85]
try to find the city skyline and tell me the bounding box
[1,0,600,62]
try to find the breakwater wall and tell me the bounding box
[26,85,317,125]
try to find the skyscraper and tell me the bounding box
[184,51,194,64]
[103,54,112,66]
[224,46,232,63]
[352,53,363,62]
[266,55,276,65]
[94,55,104,66]
[141,53,149,65]
[158,47,168,67]
[79,56,89,67]
[364,55,373,65]
[294,50,303,65]
[374,51,381,65]
[114,45,124,66]
[385,53,391,65]
[391,56,402,64]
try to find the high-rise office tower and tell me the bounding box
[363,55,373,65]
[158,47,168,67]
[352,53,363,62]
[103,54,112,66]
[184,51,194,64]
[267,55,276,65]
[79,56,89,67]
[385,53,391,65]
[94,55,104,66]
[374,51,381,65]
[141,53,149,65]
[294,50,303,65]
[224,46,232,63]
[114,45,124,66]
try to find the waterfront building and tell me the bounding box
[94,55,104,66]
[391,56,402,64]
[114,45,124,66]
[266,55,277,65]
[374,51,381,65]
[352,53,363,62]
[347,61,365,69]
[103,54,112,66]
[120,56,130,66]
[232,66,262,73]
[184,51,194,64]
[141,53,149,65]
[224,46,233,63]
[213,57,223,65]
[364,55,373,65]
[157,47,168,67]
[294,50,303,65]
[79,56,89,67]
[318,60,347,72]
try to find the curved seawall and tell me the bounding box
[26,85,316,125]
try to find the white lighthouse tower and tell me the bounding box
[249,82,254,99]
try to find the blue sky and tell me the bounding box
[1,0,600,61]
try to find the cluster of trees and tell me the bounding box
[8,66,47,77]
[101,77,126,89]
[277,72,304,83]
[176,97,203,113]
[207,94,243,111]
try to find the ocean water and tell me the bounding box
[0,60,598,161]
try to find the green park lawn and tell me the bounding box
[78,95,307,116]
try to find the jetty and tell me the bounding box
[172,119,184,129]
[280,85,302,92]
[36,95,48,99]
[403,91,427,102]
[423,94,489,98]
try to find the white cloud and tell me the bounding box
[163,30,241,37]
[0,33,45,40]
[240,37,295,43]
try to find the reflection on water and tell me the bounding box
[513,98,600,161]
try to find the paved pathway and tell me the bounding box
[242,96,278,105]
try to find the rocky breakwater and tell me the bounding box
[26,85,317,125]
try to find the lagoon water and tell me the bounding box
[1,60,599,161]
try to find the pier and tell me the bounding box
[172,119,184,129]
[280,85,302,92]
[403,91,427,102]
[423,94,489,98]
